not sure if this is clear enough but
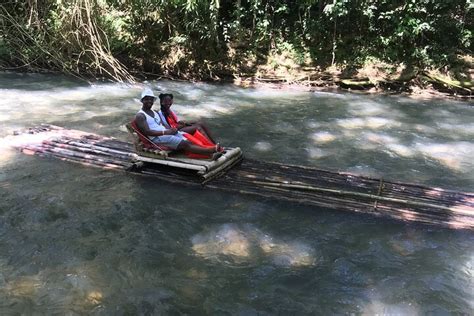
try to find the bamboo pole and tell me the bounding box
[201,147,242,172]
[212,179,471,229]
[222,167,472,216]
[249,180,472,215]
[20,145,125,170]
[49,139,134,160]
[38,144,130,167]
[136,156,207,172]
[65,140,136,157]
[12,126,474,230]
[201,154,243,183]
[258,158,473,194]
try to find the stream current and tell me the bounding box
[0,72,473,314]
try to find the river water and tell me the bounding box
[0,72,473,314]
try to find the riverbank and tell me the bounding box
[2,58,472,101]
[145,56,472,101]
[233,64,473,101]
[122,58,474,101]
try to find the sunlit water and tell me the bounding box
[0,72,473,314]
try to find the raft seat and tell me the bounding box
[125,120,243,182]
[125,121,171,159]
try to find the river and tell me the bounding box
[0,72,473,314]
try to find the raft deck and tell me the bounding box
[6,124,474,230]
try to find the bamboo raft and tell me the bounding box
[6,124,474,230]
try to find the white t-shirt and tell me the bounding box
[138,109,165,132]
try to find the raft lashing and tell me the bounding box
[8,124,474,230]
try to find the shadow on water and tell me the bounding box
[0,75,473,314]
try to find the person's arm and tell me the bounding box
[135,113,177,136]
[170,110,193,127]
[177,120,192,128]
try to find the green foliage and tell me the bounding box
[0,38,10,63]
[0,0,471,79]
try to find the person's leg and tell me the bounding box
[179,125,197,134]
[152,134,184,150]
[177,141,216,155]
[180,122,216,144]
[154,135,222,159]
[195,122,216,143]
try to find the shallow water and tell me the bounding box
[0,72,473,314]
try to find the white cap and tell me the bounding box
[141,88,157,101]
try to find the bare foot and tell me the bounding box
[215,143,224,153]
